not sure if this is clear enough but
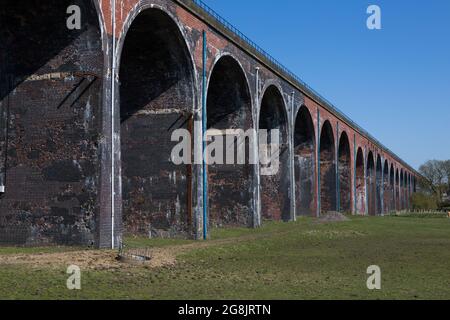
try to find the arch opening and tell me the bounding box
[259,86,289,221]
[319,121,336,213]
[375,155,382,215]
[338,132,351,213]
[389,164,395,213]
[119,9,195,237]
[382,160,389,214]
[409,174,412,208]
[404,171,407,209]
[406,173,409,209]
[294,106,315,216]
[206,55,253,227]
[400,170,404,210]
[395,169,400,211]
[367,152,376,216]
[0,0,103,245]
[355,148,365,214]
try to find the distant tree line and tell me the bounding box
[413,160,450,211]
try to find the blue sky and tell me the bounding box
[201,0,450,170]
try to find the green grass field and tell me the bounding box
[0,216,449,300]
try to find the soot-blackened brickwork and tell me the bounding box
[207,56,254,227]
[366,152,376,216]
[0,0,103,245]
[355,148,365,214]
[319,121,336,213]
[338,132,351,213]
[259,85,290,221]
[383,160,389,213]
[389,165,395,212]
[119,9,194,238]
[375,156,382,215]
[294,106,315,216]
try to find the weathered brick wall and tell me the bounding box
[0,0,103,245]
[259,85,290,221]
[119,9,194,238]
[338,132,351,213]
[355,148,365,214]
[294,106,315,216]
[206,56,254,227]
[319,121,336,213]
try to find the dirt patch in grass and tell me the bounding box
[0,250,121,270]
[0,248,179,271]
[0,234,265,271]
[315,212,351,224]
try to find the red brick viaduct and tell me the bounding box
[0,0,419,248]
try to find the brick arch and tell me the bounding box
[366,151,376,215]
[395,168,400,211]
[319,120,336,213]
[376,154,383,215]
[389,163,395,213]
[400,169,405,210]
[383,159,389,214]
[205,54,254,227]
[355,147,365,214]
[259,85,290,221]
[294,105,316,216]
[258,81,289,126]
[118,7,196,237]
[338,131,351,213]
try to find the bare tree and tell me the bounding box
[442,160,450,189]
[419,160,449,202]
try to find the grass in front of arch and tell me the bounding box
[0,216,449,300]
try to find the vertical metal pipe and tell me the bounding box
[316,109,321,216]
[111,0,116,249]
[353,134,357,214]
[374,153,377,215]
[202,31,208,240]
[400,170,402,210]
[364,147,368,216]
[290,91,296,221]
[336,122,340,212]
[381,156,384,216]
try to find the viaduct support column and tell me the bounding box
[253,67,261,228]
[289,92,296,221]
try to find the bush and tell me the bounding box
[411,192,438,210]
[438,200,450,211]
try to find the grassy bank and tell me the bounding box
[0,216,449,300]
